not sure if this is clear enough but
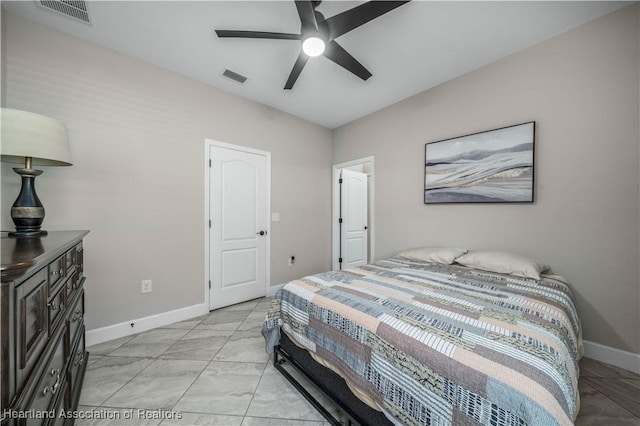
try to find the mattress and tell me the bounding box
[262,257,582,426]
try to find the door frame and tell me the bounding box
[332,156,375,271]
[204,139,271,311]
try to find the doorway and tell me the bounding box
[205,140,271,310]
[332,157,374,270]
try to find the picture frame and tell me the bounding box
[424,121,535,204]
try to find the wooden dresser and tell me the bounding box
[1,231,89,425]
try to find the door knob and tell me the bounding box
[256,230,267,236]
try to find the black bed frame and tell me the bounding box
[274,333,393,426]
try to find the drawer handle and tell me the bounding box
[48,301,61,311]
[74,352,85,366]
[51,269,64,276]
[72,309,83,322]
[42,368,61,396]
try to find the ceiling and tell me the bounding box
[2,1,631,129]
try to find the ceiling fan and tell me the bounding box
[215,1,410,90]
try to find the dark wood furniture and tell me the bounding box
[1,231,89,425]
[275,333,392,426]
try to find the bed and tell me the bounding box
[262,248,583,426]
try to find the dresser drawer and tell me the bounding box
[75,243,84,282]
[17,268,49,377]
[49,380,69,426]
[47,284,66,334]
[23,331,65,420]
[65,245,76,271]
[68,329,86,395]
[65,272,82,305]
[47,255,67,294]
[67,292,84,349]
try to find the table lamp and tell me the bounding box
[1,108,73,237]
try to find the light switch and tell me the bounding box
[272,213,280,222]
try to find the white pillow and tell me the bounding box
[397,247,468,265]
[455,250,549,280]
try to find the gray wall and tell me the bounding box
[333,5,639,354]
[1,12,333,330]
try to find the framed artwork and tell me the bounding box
[424,121,535,204]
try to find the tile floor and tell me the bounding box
[78,298,640,425]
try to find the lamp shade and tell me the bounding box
[1,108,72,166]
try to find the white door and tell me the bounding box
[340,169,368,269]
[209,144,269,310]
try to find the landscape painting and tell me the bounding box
[424,122,535,204]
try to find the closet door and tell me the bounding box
[340,169,368,269]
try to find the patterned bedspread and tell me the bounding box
[262,257,582,426]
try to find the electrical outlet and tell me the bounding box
[288,256,295,267]
[141,280,152,293]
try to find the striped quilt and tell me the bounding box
[262,257,582,426]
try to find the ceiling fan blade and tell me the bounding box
[324,1,410,40]
[284,52,309,90]
[324,40,372,81]
[215,30,300,40]
[295,1,318,32]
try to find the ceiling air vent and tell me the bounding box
[38,0,91,24]
[221,69,248,85]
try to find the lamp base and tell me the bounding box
[8,230,48,238]
[10,167,47,237]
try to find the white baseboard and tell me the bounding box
[583,340,640,374]
[266,283,284,297]
[85,303,208,347]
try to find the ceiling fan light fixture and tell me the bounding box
[302,36,325,57]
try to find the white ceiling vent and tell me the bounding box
[221,69,248,85]
[38,1,91,24]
